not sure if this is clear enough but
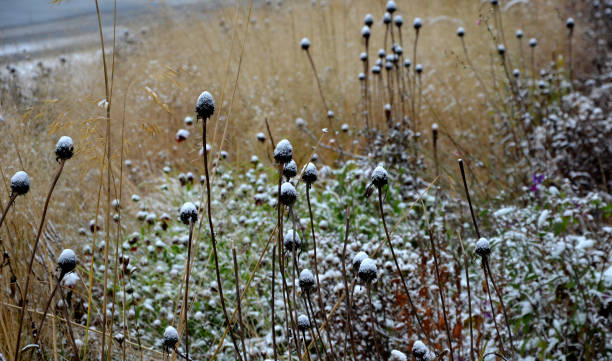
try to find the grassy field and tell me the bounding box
[0,0,610,360]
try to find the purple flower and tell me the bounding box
[530,174,544,195]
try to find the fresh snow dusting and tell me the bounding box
[175,129,190,142]
[389,349,407,361]
[352,251,368,272]
[603,266,612,288]
[273,139,293,163]
[58,249,77,273]
[284,231,301,251]
[371,165,389,188]
[55,135,74,159]
[163,325,179,345]
[283,160,298,178]
[475,237,490,256]
[299,269,315,291]
[10,171,30,194]
[61,272,80,288]
[412,340,428,358]
[297,314,310,330]
[179,202,198,225]
[195,91,215,119]
[358,257,377,282]
[301,162,318,184]
[300,37,310,49]
[279,181,297,205]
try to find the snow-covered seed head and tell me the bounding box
[10,171,30,196]
[299,269,315,293]
[163,326,179,349]
[371,165,389,188]
[394,15,403,27]
[384,103,391,112]
[297,314,310,331]
[358,258,377,283]
[529,38,537,47]
[195,91,215,120]
[497,44,506,55]
[383,12,392,24]
[413,17,422,29]
[457,27,465,37]
[301,37,311,50]
[404,58,411,68]
[415,64,423,73]
[432,123,438,132]
[184,116,194,126]
[361,25,371,39]
[352,251,368,273]
[385,61,393,70]
[256,132,266,142]
[279,182,297,206]
[515,29,523,38]
[475,237,491,258]
[175,129,190,142]
[360,52,368,61]
[179,202,198,225]
[58,249,77,276]
[386,1,397,13]
[393,45,403,55]
[341,123,349,132]
[538,80,547,89]
[566,17,575,29]
[327,110,334,118]
[250,155,259,164]
[412,341,429,361]
[358,72,366,80]
[364,13,374,27]
[513,68,520,78]
[372,65,381,74]
[274,139,293,164]
[284,231,301,252]
[55,136,74,161]
[389,350,408,361]
[296,117,305,127]
[283,160,298,179]
[301,162,318,184]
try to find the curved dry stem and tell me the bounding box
[340,208,357,361]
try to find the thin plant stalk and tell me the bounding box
[183,221,195,360]
[203,121,244,360]
[304,295,330,361]
[289,208,303,360]
[458,235,475,361]
[458,159,481,238]
[305,50,331,128]
[377,188,427,340]
[14,159,66,361]
[484,259,515,354]
[58,285,81,361]
[0,193,17,230]
[568,28,574,84]
[341,208,357,361]
[412,29,420,123]
[365,285,382,361]
[232,247,248,361]
[364,37,370,129]
[305,185,336,356]
[483,265,505,355]
[271,245,277,361]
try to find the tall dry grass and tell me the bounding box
[0,0,583,359]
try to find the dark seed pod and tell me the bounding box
[529,38,537,47]
[364,14,374,27]
[383,12,391,24]
[179,202,198,225]
[284,231,301,252]
[297,314,310,331]
[497,44,506,55]
[412,341,430,361]
[58,249,77,276]
[361,26,371,39]
[457,27,465,37]
[358,258,377,283]
[301,162,318,184]
[256,132,266,142]
[394,15,403,27]
[283,160,298,179]
[566,17,574,29]
[274,139,293,164]
[352,251,368,273]
[55,136,74,161]
[475,238,491,258]
[299,269,315,293]
[163,326,179,349]
[10,171,30,196]
[515,29,523,38]
[371,166,389,188]
[279,182,297,206]
[301,37,310,50]
[413,17,422,30]
[386,1,397,14]
[195,91,215,120]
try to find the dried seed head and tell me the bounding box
[529,38,537,47]
[301,37,310,50]
[297,314,310,331]
[566,17,575,29]
[195,91,215,120]
[393,45,403,55]
[358,258,377,283]
[352,251,368,273]
[274,139,293,164]
[55,136,74,161]
[327,110,334,118]
[513,68,520,78]
[250,155,259,164]
[279,182,297,206]
[497,44,506,55]
[184,116,194,126]
[372,65,381,74]
[412,341,430,361]
[457,27,465,37]
[413,17,422,29]
[256,132,266,142]
[10,171,30,196]
[364,14,374,27]
[179,202,198,225]
[283,160,298,179]
[404,58,411,68]
[394,15,403,27]
[58,249,77,275]
[175,129,190,142]
[163,326,179,349]
[284,231,301,252]
[475,237,491,257]
[341,123,349,132]
[389,350,408,361]
[358,72,366,80]
[360,52,367,61]
[385,61,393,70]
[515,29,523,38]
[361,25,371,39]
[383,12,392,24]
[386,1,397,13]
[296,118,306,127]
[299,269,315,292]
[371,165,389,188]
[415,63,423,73]
[301,162,318,184]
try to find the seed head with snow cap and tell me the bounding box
[383,12,392,24]
[179,202,198,225]
[55,136,74,161]
[394,15,403,27]
[280,182,297,206]
[515,29,523,38]
[386,1,397,13]
[283,160,298,179]
[163,326,179,349]
[413,17,423,30]
[274,139,293,164]
[475,237,491,258]
[297,314,310,331]
[352,251,368,273]
[299,269,315,293]
[371,166,389,188]
[284,231,301,252]
[358,258,377,283]
[195,91,215,120]
[10,171,30,196]
[389,350,408,361]
[457,27,465,37]
[364,14,374,27]
[300,37,310,50]
[58,249,77,276]
[361,26,371,39]
[412,340,431,361]
[566,17,575,29]
[301,163,318,185]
